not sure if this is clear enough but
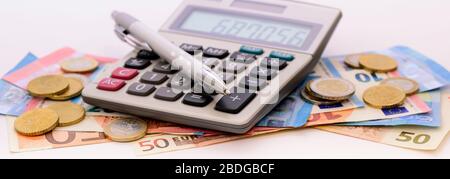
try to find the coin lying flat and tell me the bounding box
[60,56,99,73]
[344,55,363,69]
[381,77,420,96]
[300,87,342,105]
[359,54,398,72]
[104,118,148,142]
[309,78,356,101]
[14,109,59,136]
[27,75,69,97]
[46,102,85,127]
[363,85,406,108]
[48,77,84,101]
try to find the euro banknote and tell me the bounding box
[0,53,37,116]
[316,87,450,151]
[6,116,110,153]
[340,91,441,127]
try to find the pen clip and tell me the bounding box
[114,25,153,51]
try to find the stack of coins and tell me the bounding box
[301,78,356,105]
[27,75,84,101]
[14,102,86,136]
[344,54,398,72]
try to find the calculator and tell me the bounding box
[82,0,342,134]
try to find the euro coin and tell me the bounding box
[381,77,420,96]
[344,55,363,69]
[309,78,356,101]
[359,54,398,72]
[48,77,84,101]
[27,75,69,97]
[104,117,147,142]
[60,56,99,73]
[46,102,85,127]
[363,85,406,108]
[14,109,59,136]
[300,87,342,105]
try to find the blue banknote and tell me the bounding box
[340,90,441,127]
[0,53,38,116]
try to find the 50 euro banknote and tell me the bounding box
[316,87,450,151]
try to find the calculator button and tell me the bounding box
[125,58,151,70]
[240,46,264,55]
[217,72,236,84]
[219,62,246,74]
[261,57,288,70]
[140,72,168,85]
[154,87,184,101]
[215,88,257,114]
[239,76,268,91]
[193,83,217,95]
[111,67,139,80]
[180,43,203,55]
[230,52,257,64]
[97,78,126,91]
[183,93,213,107]
[167,74,193,90]
[127,83,156,96]
[269,51,295,61]
[250,67,278,80]
[202,58,220,68]
[203,47,230,59]
[137,50,160,60]
[153,61,179,74]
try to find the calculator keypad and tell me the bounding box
[98,44,294,114]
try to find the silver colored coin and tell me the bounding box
[104,117,147,142]
[344,55,363,69]
[300,88,342,105]
[309,78,356,101]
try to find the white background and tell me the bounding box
[0,0,449,159]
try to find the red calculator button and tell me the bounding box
[111,67,139,80]
[97,78,126,91]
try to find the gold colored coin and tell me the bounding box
[344,55,363,69]
[309,78,356,101]
[48,77,84,101]
[363,85,406,108]
[60,56,99,73]
[27,75,69,97]
[359,54,398,72]
[381,77,420,96]
[46,102,85,127]
[104,117,148,142]
[14,109,59,136]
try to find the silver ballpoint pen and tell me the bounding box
[112,11,231,95]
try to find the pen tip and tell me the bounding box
[224,89,232,95]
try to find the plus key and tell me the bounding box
[215,88,257,114]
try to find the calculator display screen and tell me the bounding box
[172,7,321,51]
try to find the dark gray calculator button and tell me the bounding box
[125,58,151,70]
[202,58,219,68]
[219,61,246,74]
[239,76,268,91]
[140,72,168,85]
[215,88,257,114]
[250,67,278,80]
[230,52,257,64]
[153,61,179,74]
[193,83,217,95]
[137,50,160,60]
[154,87,184,101]
[261,57,288,70]
[183,93,213,107]
[217,73,236,84]
[127,83,156,96]
[167,74,193,90]
[180,43,203,55]
[203,47,229,59]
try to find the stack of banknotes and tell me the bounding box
[1,46,449,155]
